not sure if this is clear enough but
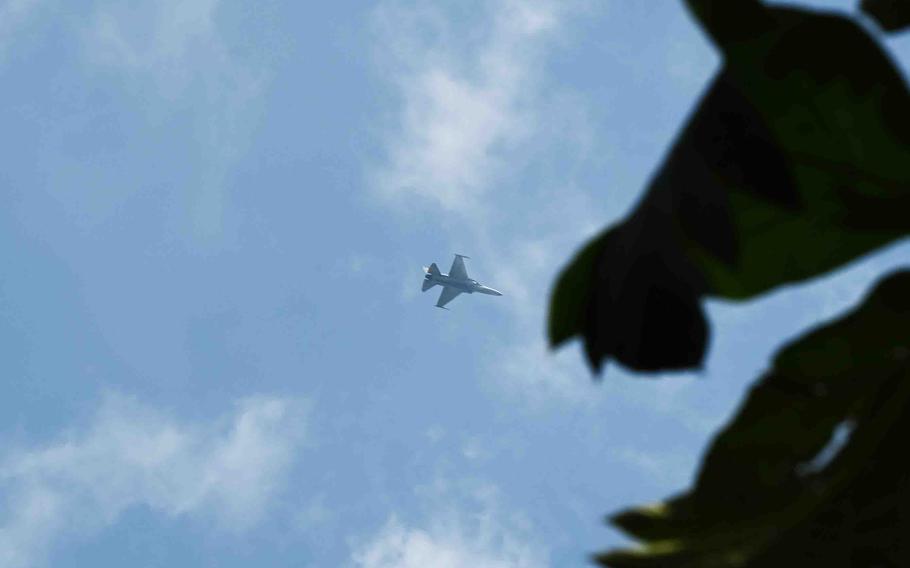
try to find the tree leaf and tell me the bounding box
[597,270,910,567]
[549,4,910,373]
[861,0,910,32]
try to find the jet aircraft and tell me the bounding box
[422,254,502,309]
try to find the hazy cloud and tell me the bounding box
[0,394,307,568]
[0,0,43,61]
[82,0,266,240]
[479,221,604,406]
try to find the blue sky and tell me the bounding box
[1,1,908,566]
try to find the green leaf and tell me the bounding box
[683,0,775,50]
[861,0,910,32]
[548,223,709,373]
[548,229,608,349]
[598,270,910,567]
[548,5,910,373]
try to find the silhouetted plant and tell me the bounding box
[548,1,910,565]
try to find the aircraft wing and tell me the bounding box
[436,287,462,308]
[448,254,469,280]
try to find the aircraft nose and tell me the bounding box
[477,285,502,296]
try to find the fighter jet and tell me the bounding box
[422,254,503,309]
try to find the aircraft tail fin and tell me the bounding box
[422,263,441,292]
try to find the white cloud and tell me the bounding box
[82,0,265,240]
[0,394,307,568]
[351,486,548,568]
[370,0,570,214]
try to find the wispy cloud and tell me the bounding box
[370,0,571,214]
[368,0,612,407]
[478,218,606,406]
[82,0,266,241]
[611,446,699,491]
[0,0,43,62]
[0,393,307,568]
[367,0,734,451]
[351,482,548,568]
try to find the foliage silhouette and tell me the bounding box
[545,0,910,565]
[549,0,910,373]
[598,270,910,567]
[862,0,910,31]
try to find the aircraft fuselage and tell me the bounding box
[424,272,502,295]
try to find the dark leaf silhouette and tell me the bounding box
[549,2,910,373]
[597,270,910,567]
[862,0,910,32]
